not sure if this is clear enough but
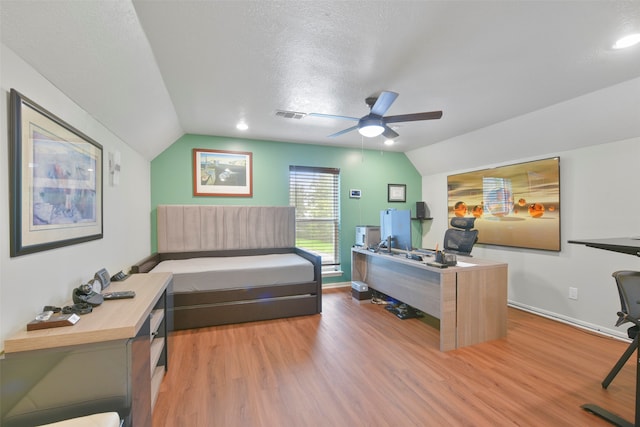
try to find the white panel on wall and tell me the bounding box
[408,77,640,177]
[0,45,152,348]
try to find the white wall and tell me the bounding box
[0,45,152,349]
[407,78,640,338]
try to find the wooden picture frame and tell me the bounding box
[193,148,253,197]
[387,184,406,202]
[9,89,103,257]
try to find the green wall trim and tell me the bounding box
[151,134,422,283]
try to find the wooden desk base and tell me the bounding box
[1,273,172,427]
[351,248,507,351]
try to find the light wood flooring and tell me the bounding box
[152,288,636,426]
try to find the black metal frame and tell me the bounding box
[569,238,640,426]
[9,89,103,257]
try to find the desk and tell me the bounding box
[351,248,508,351]
[568,237,640,257]
[1,273,172,427]
[569,238,640,427]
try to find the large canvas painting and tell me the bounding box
[447,157,560,251]
[9,89,103,257]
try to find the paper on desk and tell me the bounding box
[456,261,476,267]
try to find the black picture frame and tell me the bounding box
[387,184,406,202]
[9,89,103,257]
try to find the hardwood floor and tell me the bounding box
[152,288,635,426]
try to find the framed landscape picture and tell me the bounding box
[9,89,103,257]
[447,157,560,251]
[193,148,253,197]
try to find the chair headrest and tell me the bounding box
[450,217,476,230]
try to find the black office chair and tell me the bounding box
[443,217,479,256]
[602,270,640,389]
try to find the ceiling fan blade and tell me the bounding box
[328,125,359,138]
[385,111,443,123]
[307,112,359,122]
[382,126,399,139]
[370,91,399,116]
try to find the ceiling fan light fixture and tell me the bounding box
[358,117,385,137]
[613,33,640,49]
[308,90,443,139]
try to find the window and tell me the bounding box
[289,166,340,272]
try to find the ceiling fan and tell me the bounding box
[308,91,442,139]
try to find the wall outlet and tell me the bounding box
[569,287,578,300]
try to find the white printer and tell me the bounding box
[355,226,380,248]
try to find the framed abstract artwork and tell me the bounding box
[447,157,560,251]
[9,89,103,257]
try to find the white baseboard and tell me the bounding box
[508,300,629,342]
[318,287,629,341]
[322,281,351,289]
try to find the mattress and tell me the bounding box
[149,253,314,293]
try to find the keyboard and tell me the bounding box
[415,248,435,256]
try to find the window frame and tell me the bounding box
[289,165,341,271]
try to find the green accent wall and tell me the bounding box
[151,134,423,284]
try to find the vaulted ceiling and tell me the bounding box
[1,1,639,160]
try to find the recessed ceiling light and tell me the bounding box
[613,33,640,49]
[236,122,248,131]
[384,139,395,146]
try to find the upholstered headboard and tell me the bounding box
[156,205,295,252]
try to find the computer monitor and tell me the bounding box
[380,209,412,250]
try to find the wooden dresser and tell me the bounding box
[1,272,173,427]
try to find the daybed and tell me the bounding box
[131,205,322,330]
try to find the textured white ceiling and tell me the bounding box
[1,1,639,160]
